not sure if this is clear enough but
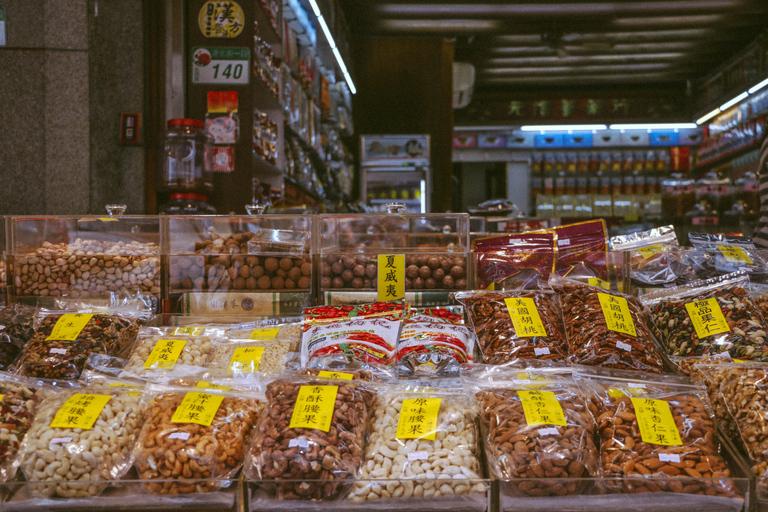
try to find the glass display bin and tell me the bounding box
[316,204,470,306]
[165,206,313,317]
[8,206,161,309]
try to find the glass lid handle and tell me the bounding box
[386,202,406,214]
[105,204,127,217]
[246,204,267,216]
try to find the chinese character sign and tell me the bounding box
[198,1,245,38]
[317,371,354,381]
[50,394,112,430]
[144,339,187,370]
[46,314,93,341]
[289,385,338,432]
[630,398,683,446]
[597,293,637,337]
[396,398,441,441]
[504,297,548,338]
[717,245,753,264]
[684,298,731,339]
[517,390,567,427]
[227,346,265,375]
[377,255,405,302]
[171,392,225,427]
[173,326,205,336]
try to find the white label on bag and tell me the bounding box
[49,437,72,445]
[538,428,560,436]
[659,453,680,463]
[408,451,429,461]
[168,432,190,440]
[629,382,646,388]
[616,341,632,352]
[289,438,310,449]
[50,348,67,355]
[534,347,550,356]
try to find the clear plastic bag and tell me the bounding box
[473,232,555,290]
[686,233,768,283]
[611,225,686,286]
[121,326,221,378]
[17,386,143,498]
[462,364,598,497]
[134,384,262,494]
[0,304,36,371]
[407,306,465,325]
[575,366,738,497]
[642,272,768,359]
[226,320,302,351]
[300,318,401,370]
[348,386,486,501]
[208,336,293,377]
[553,279,664,372]
[244,376,369,500]
[396,322,476,378]
[456,290,567,363]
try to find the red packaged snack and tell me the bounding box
[303,301,409,330]
[408,306,464,325]
[396,322,476,377]
[300,318,401,368]
[474,233,556,291]
[545,220,609,280]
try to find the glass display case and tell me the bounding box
[165,207,313,316]
[8,206,161,309]
[316,204,470,306]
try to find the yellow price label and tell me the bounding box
[317,371,354,380]
[196,381,231,392]
[597,293,637,337]
[289,385,338,432]
[377,254,405,301]
[171,392,224,426]
[46,314,93,341]
[144,339,187,370]
[173,326,204,336]
[227,346,265,376]
[518,390,567,427]
[396,398,441,441]
[504,297,547,338]
[631,398,683,446]
[50,394,112,430]
[249,328,279,340]
[588,278,611,290]
[684,298,730,339]
[637,244,664,260]
[717,245,753,264]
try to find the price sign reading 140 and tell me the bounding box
[192,47,249,85]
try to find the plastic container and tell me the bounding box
[160,118,213,193]
[735,171,759,215]
[696,171,733,215]
[660,174,695,218]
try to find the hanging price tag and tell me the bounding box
[631,398,682,446]
[289,385,338,432]
[717,245,753,264]
[597,293,637,337]
[685,298,730,339]
[144,340,187,370]
[504,297,547,337]
[377,254,405,302]
[396,398,441,441]
[46,314,93,341]
[637,244,665,259]
[227,346,265,375]
[171,392,225,426]
[50,394,112,430]
[249,328,279,340]
[317,371,354,381]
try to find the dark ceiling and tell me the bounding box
[340,0,768,94]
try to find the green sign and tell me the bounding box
[191,47,249,85]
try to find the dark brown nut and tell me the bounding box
[419,266,432,279]
[285,278,296,289]
[247,379,367,500]
[406,265,419,279]
[246,277,257,289]
[365,264,377,279]
[417,255,429,266]
[275,269,288,278]
[331,261,344,275]
[298,276,311,289]
[353,265,366,278]
[233,277,245,289]
[440,257,452,273]
[355,255,369,266]
[428,257,440,270]
[458,291,567,363]
[258,276,271,289]
[433,268,445,281]
[252,265,265,278]
[321,277,332,288]
[271,276,285,289]
[332,277,345,288]
[287,266,302,282]
[413,277,424,289]
[238,265,251,279]
[279,258,293,271]
[352,277,364,288]
[264,257,279,273]
[322,262,332,276]
[341,269,354,282]
[246,256,259,266]
[450,265,466,279]
[301,262,312,276]
[342,255,356,269]
[425,277,437,289]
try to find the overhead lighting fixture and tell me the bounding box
[609,123,697,131]
[749,77,768,94]
[696,108,721,125]
[520,124,607,132]
[719,92,749,111]
[308,0,356,94]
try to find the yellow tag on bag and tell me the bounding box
[144,339,187,369]
[637,244,665,259]
[377,254,405,301]
[717,245,753,264]
[396,398,441,441]
[588,278,611,290]
[518,390,567,427]
[504,297,547,337]
[171,392,225,426]
[289,385,338,432]
[173,326,204,336]
[317,371,354,380]
[50,394,112,430]
[46,314,93,341]
[249,328,279,340]
[597,293,637,337]
[684,298,730,339]
[227,346,265,375]
[631,398,683,446]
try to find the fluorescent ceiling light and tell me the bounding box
[520,124,607,132]
[749,77,768,94]
[696,108,721,125]
[308,0,356,94]
[719,92,749,111]
[609,123,697,130]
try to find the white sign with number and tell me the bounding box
[192,47,249,85]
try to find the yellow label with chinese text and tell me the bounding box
[597,293,637,337]
[317,371,354,380]
[685,298,730,339]
[227,346,265,375]
[289,385,338,432]
[637,244,665,259]
[144,339,187,369]
[631,398,683,446]
[196,381,231,391]
[50,394,112,430]
[396,398,441,441]
[249,328,279,340]
[173,326,204,336]
[46,314,93,341]
[518,390,567,427]
[717,245,753,264]
[588,278,611,290]
[171,392,224,426]
[504,297,547,337]
[377,254,405,301]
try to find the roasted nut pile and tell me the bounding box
[14,239,160,299]
[0,376,41,481]
[477,386,598,496]
[349,394,485,501]
[209,338,293,377]
[134,390,261,494]
[170,231,311,292]
[321,254,467,290]
[247,379,368,500]
[122,333,215,376]
[676,356,739,441]
[18,389,142,498]
[557,284,664,372]
[647,283,768,359]
[457,291,566,363]
[0,305,35,371]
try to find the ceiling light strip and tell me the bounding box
[520,124,608,132]
[308,0,356,94]
[609,123,697,130]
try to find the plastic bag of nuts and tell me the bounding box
[348,386,487,502]
[642,272,768,360]
[134,384,262,494]
[553,279,665,373]
[610,225,687,286]
[244,376,369,500]
[207,337,293,378]
[396,322,477,378]
[120,326,220,379]
[462,364,599,497]
[456,290,567,363]
[17,386,144,498]
[0,305,37,371]
[575,366,739,497]
[687,359,741,448]
[226,320,302,351]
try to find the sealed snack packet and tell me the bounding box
[683,233,768,284]
[473,232,555,290]
[407,306,464,325]
[226,320,302,351]
[456,290,567,363]
[462,364,598,497]
[642,272,768,360]
[396,322,476,378]
[547,220,609,279]
[611,225,686,286]
[0,305,36,371]
[349,385,486,502]
[208,336,294,378]
[120,326,221,378]
[303,301,409,328]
